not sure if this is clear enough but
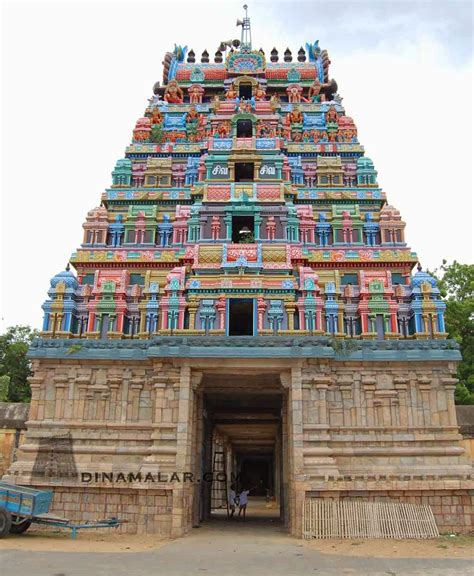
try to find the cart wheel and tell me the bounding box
[9,517,32,534]
[0,507,12,538]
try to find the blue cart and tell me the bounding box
[0,481,125,538]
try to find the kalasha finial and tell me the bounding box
[66,262,71,272]
[417,262,422,272]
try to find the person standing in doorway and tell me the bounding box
[228,484,237,518]
[238,487,250,519]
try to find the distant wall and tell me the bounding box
[456,405,474,463]
[0,402,29,476]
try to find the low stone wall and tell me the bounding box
[48,487,173,534]
[0,402,29,476]
[308,490,474,534]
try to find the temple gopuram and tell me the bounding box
[7,10,473,537]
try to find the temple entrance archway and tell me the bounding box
[196,371,287,529]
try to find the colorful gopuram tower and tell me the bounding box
[8,11,472,537]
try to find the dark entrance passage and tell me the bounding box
[235,162,254,182]
[232,215,254,243]
[228,298,254,336]
[238,455,273,496]
[198,377,284,528]
[236,119,253,138]
[239,83,252,99]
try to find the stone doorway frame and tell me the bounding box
[176,359,304,536]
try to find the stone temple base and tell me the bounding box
[5,337,474,537]
[47,486,174,535]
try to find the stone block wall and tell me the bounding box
[49,487,173,534]
[0,402,29,476]
[5,349,474,537]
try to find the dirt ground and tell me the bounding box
[0,527,472,558]
[303,535,474,559]
[0,528,168,553]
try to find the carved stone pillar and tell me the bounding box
[187,297,199,330]
[140,376,175,480]
[172,365,200,538]
[287,367,306,536]
[394,377,409,427]
[314,376,331,426]
[53,376,68,420]
[285,303,296,331]
[28,376,44,421]
[441,377,458,426]
[417,376,432,427]
[362,377,376,427]
[129,377,144,422]
[338,375,353,427]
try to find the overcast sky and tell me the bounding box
[1,0,473,331]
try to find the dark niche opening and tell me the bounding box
[236,119,253,138]
[235,162,254,182]
[239,83,253,99]
[232,215,255,243]
[229,298,254,336]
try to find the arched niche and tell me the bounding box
[231,112,257,137]
[232,75,259,99]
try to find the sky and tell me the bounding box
[1,0,473,331]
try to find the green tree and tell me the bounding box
[430,261,474,404]
[0,375,10,402]
[0,325,38,402]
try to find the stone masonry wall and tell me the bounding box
[6,354,474,537]
[49,487,173,534]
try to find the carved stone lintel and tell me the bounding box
[191,371,203,390]
[280,371,291,389]
[313,376,333,389]
[441,377,458,390]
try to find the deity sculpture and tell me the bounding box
[254,84,266,101]
[188,84,204,104]
[286,83,305,103]
[186,106,199,124]
[325,106,338,124]
[257,122,273,137]
[164,80,184,104]
[288,106,303,125]
[216,122,230,138]
[318,130,328,142]
[151,108,163,125]
[292,131,303,142]
[238,98,253,113]
[307,79,332,103]
[226,83,238,100]
[270,93,281,110]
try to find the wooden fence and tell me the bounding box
[303,499,439,539]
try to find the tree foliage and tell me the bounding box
[430,260,474,404]
[0,326,38,402]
